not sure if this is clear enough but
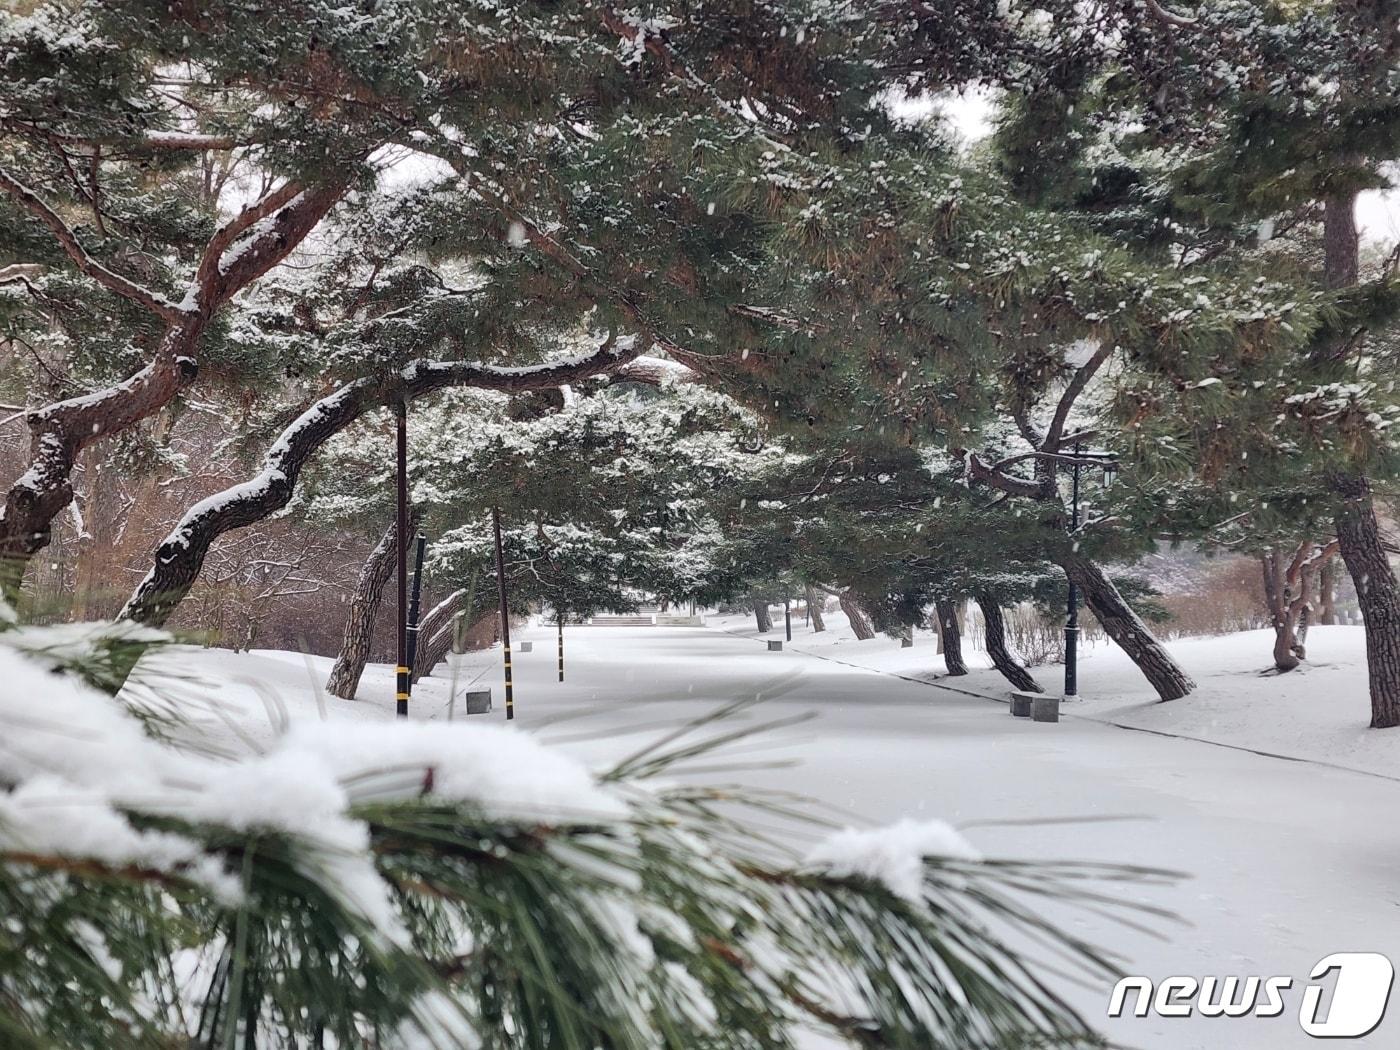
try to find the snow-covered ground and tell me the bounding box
[128,620,1400,1049]
[713,611,1399,777]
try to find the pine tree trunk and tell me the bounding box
[974,593,1042,692]
[413,623,455,684]
[0,325,202,602]
[326,520,404,701]
[934,598,968,675]
[838,590,876,640]
[1318,558,1338,625]
[1321,189,1400,726]
[415,610,493,684]
[753,601,772,633]
[1060,553,1195,700]
[804,584,826,632]
[1271,622,1302,673]
[1260,551,1302,673]
[1331,471,1400,727]
[411,588,468,682]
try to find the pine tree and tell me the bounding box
[954,0,1400,723]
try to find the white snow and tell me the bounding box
[0,625,628,944]
[713,612,1400,777]
[110,615,1400,1048]
[804,819,980,901]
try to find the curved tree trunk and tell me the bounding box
[1332,471,1400,727]
[1260,549,1302,673]
[837,590,876,640]
[804,584,826,632]
[411,588,468,682]
[753,601,772,633]
[417,610,495,682]
[974,593,1042,693]
[1270,623,1302,673]
[934,598,968,676]
[1260,540,1335,673]
[1060,553,1194,700]
[414,623,456,683]
[0,325,203,602]
[326,518,410,700]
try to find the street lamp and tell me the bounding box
[395,399,410,718]
[1057,441,1118,698]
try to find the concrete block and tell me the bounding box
[463,688,492,715]
[1031,695,1060,723]
[517,641,533,653]
[767,640,783,651]
[1010,691,1035,717]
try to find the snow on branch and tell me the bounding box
[1142,0,1199,29]
[0,617,1171,1050]
[120,335,647,629]
[195,179,350,306]
[0,166,186,321]
[610,354,699,387]
[954,448,1047,500]
[0,115,242,153]
[139,130,240,151]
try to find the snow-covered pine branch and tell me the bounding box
[119,336,647,635]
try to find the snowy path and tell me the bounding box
[147,624,1400,1048]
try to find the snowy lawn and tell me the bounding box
[127,621,1400,1049]
[713,612,1400,778]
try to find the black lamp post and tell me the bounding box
[492,506,514,720]
[394,399,410,718]
[1057,441,1117,698]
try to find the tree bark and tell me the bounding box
[838,590,876,640]
[974,593,1042,692]
[934,598,968,675]
[415,622,456,683]
[1322,188,1400,726]
[1060,553,1194,700]
[804,583,826,632]
[753,601,772,633]
[1318,557,1338,625]
[411,588,468,682]
[1265,551,1304,674]
[415,611,495,683]
[1259,541,1335,673]
[1261,549,1302,672]
[0,325,201,601]
[326,520,405,701]
[1331,471,1400,727]
[0,179,347,601]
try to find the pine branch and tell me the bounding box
[0,166,186,321]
